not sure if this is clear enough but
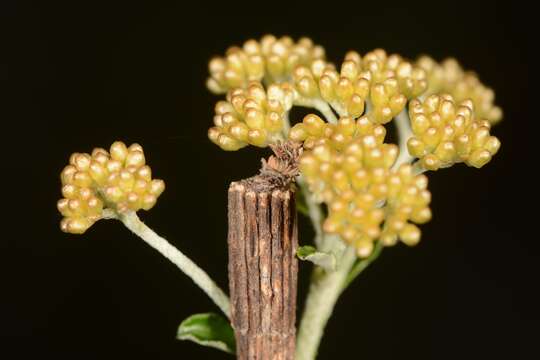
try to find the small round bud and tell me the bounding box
[61,165,77,185]
[149,179,165,196]
[61,184,77,199]
[73,153,92,171]
[467,149,492,168]
[399,224,421,246]
[289,123,308,142]
[356,240,374,258]
[110,141,129,162]
[247,129,267,147]
[57,198,70,216]
[125,150,145,168]
[73,171,92,187]
[141,194,157,210]
[61,217,92,234]
[218,134,245,151]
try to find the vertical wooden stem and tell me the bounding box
[228,181,298,360]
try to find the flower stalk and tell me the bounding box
[119,211,231,317]
[393,108,414,169]
[295,243,357,360]
[297,175,324,248]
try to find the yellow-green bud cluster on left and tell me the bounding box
[208,81,294,150]
[207,35,326,94]
[407,94,501,170]
[57,141,165,234]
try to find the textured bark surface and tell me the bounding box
[227,180,298,360]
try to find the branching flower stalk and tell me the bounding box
[58,34,503,359]
[295,148,412,359]
[296,245,357,360]
[205,35,501,359]
[393,109,414,169]
[297,175,325,248]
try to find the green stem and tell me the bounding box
[119,211,231,317]
[297,176,324,248]
[393,108,414,170]
[294,97,338,124]
[294,102,420,359]
[342,241,384,290]
[412,160,427,175]
[295,242,357,360]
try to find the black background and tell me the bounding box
[2,1,536,359]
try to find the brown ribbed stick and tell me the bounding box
[227,142,301,360]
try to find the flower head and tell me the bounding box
[208,81,294,150]
[407,94,501,170]
[207,35,326,94]
[58,141,165,234]
[292,49,426,123]
[417,56,502,124]
[292,114,432,257]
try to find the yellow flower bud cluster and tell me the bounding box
[292,114,431,257]
[379,165,431,248]
[207,35,326,94]
[58,141,165,234]
[208,81,294,150]
[289,114,387,154]
[362,49,428,99]
[416,56,502,124]
[291,49,426,123]
[407,94,501,170]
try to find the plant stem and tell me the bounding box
[294,103,423,359]
[412,160,427,175]
[294,97,338,124]
[119,211,231,317]
[297,175,324,248]
[393,108,414,170]
[283,111,291,134]
[295,244,357,360]
[342,241,384,289]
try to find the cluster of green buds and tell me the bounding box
[407,94,501,170]
[417,56,502,124]
[57,141,165,234]
[208,81,294,150]
[207,35,325,94]
[292,114,431,257]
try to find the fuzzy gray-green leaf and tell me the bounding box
[177,312,236,354]
[296,245,336,271]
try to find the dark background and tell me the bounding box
[2,1,536,359]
